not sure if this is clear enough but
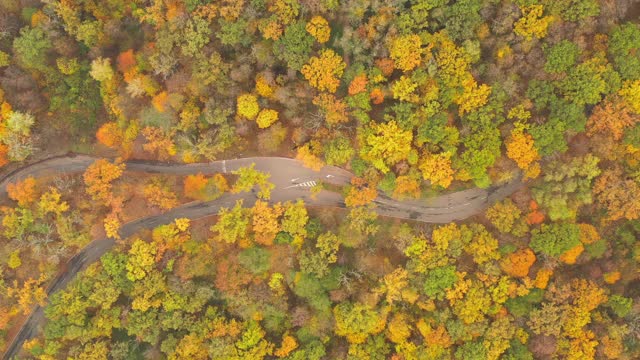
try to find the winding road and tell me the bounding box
[1,154,523,359]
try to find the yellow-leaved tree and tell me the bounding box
[360,121,413,173]
[419,152,455,189]
[237,93,260,120]
[306,16,330,43]
[256,109,279,129]
[514,5,553,41]
[301,49,346,93]
[506,123,541,178]
[389,34,423,72]
[455,77,491,115]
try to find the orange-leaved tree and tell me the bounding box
[117,49,136,74]
[313,93,349,125]
[142,126,176,160]
[143,177,178,210]
[587,97,639,140]
[151,91,169,112]
[500,248,536,278]
[83,159,125,204]
[393,175,421,199]
[345,177,378,207]
[301,49,346,93]
[252,200,283,246]
[7,177,37,207]
[593,166,640,221]
[96,122,124,149]
[506,124,541,179]
[348,74,368,96]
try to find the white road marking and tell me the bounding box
[283,181,317,189]
[222,160,227,173]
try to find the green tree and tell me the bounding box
[238,247,271,275]
[324,136,354,166]
[547,0,600,21]
[443,0,483,41]
[298,232,340,278]
[544,40,580,74]
[454,341,486,360]
[457,126,501,188]
[292,273,331,311]
[529,118,568,156]
[12,26,51,71]
[423,265,458,300]
[607,295,633,318]
[609,23,640,80]
[558,60,619,105]
[530,222,581,257]
[181,16,212,56]
[217,18,251,47]
[532,154,600,220]
[274,22,314,71]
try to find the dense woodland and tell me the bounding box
[1,0,640,358]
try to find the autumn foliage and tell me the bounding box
[143,178,178,210]
[419,152,455,189]
[116,49,136,74]
[587,97,639,140]
[348,74,368,96]
[506,125,541,179]
[83,159,125,203]
[4,1,640,359]
[389,34,423,72]
[96,122,123,148]
[301,49,346,93]
[501,248,536,278]
[237,93,260,120]
[256,109,279,129]
[295,143,324,171]
[7,177,37,207]
[593,167,640,221]
[313,93,349,125]
[305,16,330,43]
[345,177,378,207]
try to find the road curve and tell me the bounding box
[1,154,523,359]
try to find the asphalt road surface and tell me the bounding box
[1,154,523,359]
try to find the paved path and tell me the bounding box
[1,154,523,359]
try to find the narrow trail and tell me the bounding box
[1,154,523,359]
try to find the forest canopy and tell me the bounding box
[0,0,640,359]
